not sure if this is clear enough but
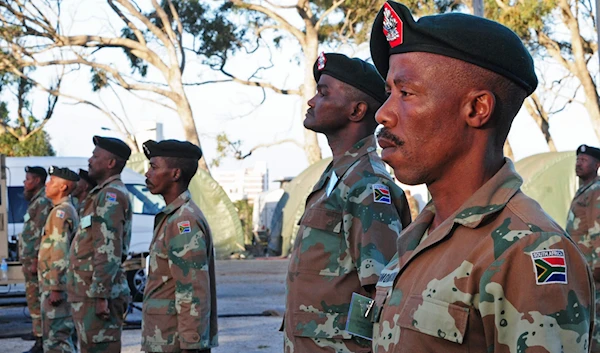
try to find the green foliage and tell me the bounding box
[90,67,109,92]
[0,129,55,157]
[120,27,149,76]
[484,0,556,46]
[211,132,242,167]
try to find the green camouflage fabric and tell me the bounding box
[284,135,411,353]
[142,191,218,352]
[371,160,594,353]
[566,176,600,346]
[38,196,78,352]
[20,187,52,338]
[67,174,132,353]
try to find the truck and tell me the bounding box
[0,156,164,301]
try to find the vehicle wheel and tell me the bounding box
[126,268,146,302]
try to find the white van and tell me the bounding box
[5,156,164,300]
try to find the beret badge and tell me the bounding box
[581,145,587,152]
[317,52,327,71]
[383,3,403,48]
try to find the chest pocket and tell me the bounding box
[148,230,170,278]
[292,207,344,276]
[399,295,469,347]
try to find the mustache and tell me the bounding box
[376,128,404,146]
[145,179,153,187]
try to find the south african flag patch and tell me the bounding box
[178,221,191,234]
[373,184,391,204]
[531,249,567,285]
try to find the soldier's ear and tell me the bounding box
[172,168,181,182]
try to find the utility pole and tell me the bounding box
[473,0,484,17]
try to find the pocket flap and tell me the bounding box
[143,299,177,315]
[291,310,351,339]
[399,295,469,344]
[299,208,343,233]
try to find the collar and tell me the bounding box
[31,187,46,202]
[575,176,600,197]
[53,196,71,207]
[330,135,378,178]
[160,190,191,216]
[90,174,122,195]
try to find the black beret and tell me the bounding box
[78,169,97,187]
[313,52,387,104]
[143,139,203,161]
[93,135,132,160]
[370,1,538,95]
[25,166,47,180]
[48,166,80,182]
[577,144,600,161]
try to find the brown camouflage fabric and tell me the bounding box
[566,176,600,347]
[284,135,411,353]
[39,196,78,352]
[67,174,132,353]
[142,191,218,352]
[371,160,594,353]
[20,186,52,338]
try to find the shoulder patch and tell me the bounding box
[531,249,567,285]
[106,192,117,202]
[373,184,391,204]
[178,221,191,234]
[56,210,65,219]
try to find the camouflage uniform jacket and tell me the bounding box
[284,135,411,352]
[371,160,594,353]
[38,196,78,292]
[142,191,218,352]
[67,174,132,301]
[566,176,600,269]
[20,187,52,264]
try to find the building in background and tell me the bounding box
[213,161,269,203]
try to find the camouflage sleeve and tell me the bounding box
[167,216,212,350]
[42,208,73,291]
[478,232,593,352]
[343,176,406,289]
[588,188,600,269]
[89,188,126,298]
[21,198,52,262]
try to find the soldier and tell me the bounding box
[72,169,96,216]
[20,166,52,353]
[141,139,218,353]
[67,136,132,353]
[39,166,80,353]
[283,53,411,353]
[368,2,594,352]
[566,144,600,352]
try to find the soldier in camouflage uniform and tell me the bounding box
[21,166,52,353]
[72,169,96,216]
[67,136,132,353]
[566,144,600,351]
[39,166,80,353]
[141,139,217,353]
[368,2,594,352]
[284,53,411,353]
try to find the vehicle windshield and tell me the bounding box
[126,184,165,215]
[7,184,164,222]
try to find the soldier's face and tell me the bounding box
[23,173,41,193]
[45,176,63,199]
[145,157,173,195]
[376,53,465,185]
[575,154,600,178]
[72,179,89,199]
[304,75,354,134]
[88,147,111,181]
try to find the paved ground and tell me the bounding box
[0,258,288,353]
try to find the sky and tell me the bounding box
[6,0,600,190]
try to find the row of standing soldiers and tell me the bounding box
[20,136,217,353]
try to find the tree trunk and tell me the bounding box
[524,95,557,152]
[504,140,515,160]
[301,31,322,165]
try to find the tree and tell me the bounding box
[208,0,387,165]
[403,0,599,148]
[0,0,241,172]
